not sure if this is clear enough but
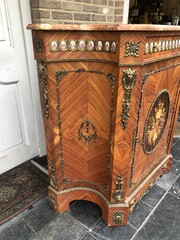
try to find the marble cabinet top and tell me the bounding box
[27,24,180,32]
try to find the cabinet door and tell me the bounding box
[54,67,114,190]
[131,65,179,185]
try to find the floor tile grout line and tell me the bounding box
[28,211,64,235]
[29,233,43,240]
[171,141,180,148]
[65,211,101,233]
[140,171,179,209]
[89,217,103,231]
[172,158,180,161]
[129,173,180,240]
[29,211,89,240]
[79,231,103,240]
[79,232,90,240]
[66,211,91,230]
[127,222,138,231]
[167,189,180,200]
[20,216,39,236]
[165,171,179,177]
[88,230,111,240]
[172,136,180,141]
[24,200,100,238]
[140,199,154,209]
[66,209,103,231]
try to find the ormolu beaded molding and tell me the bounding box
[145,39,180,54]
[49,40,117,53]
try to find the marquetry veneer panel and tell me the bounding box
[29,24,180,226]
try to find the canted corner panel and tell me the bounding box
[55,69,115,189]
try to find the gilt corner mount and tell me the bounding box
[125,41,140,57]
[121,67,137,129]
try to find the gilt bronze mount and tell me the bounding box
[121,67,137,129]
[38,62,49,119]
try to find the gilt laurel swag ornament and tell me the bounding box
[78,119,97,146]
[121,68,137,129]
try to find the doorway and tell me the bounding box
[0,0,45,174]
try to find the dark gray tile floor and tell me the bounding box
[0,138,180,240]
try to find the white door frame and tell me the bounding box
[18,0,46,156]
[122,0,130,23]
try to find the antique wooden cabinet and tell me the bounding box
[28,24,180,226]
